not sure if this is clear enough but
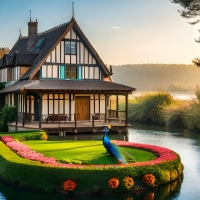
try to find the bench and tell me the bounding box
[93,113,100,120]
[46,114,69,123]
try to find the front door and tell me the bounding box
[75,96,90,121]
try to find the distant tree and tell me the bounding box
[171,0,200,66]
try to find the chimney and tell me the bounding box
[27,19,38,51]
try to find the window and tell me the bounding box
[65,41,76,54]
[41,65,58,79]
[12,66,20,81]
[66,66,76,79]
[2,68,7,82]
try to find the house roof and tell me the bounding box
[0,80,135,94]
[0,17,112,79]
[0,52,38,67]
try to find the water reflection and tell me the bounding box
[1,123,200,199]
[0,177,183,200]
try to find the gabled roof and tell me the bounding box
[1,17,112,80]
[24,21,72,80]
[0,80,136,94]
[72,18,111,76]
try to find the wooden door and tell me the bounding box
[75,96,90,120]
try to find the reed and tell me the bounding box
[162,100,189,128]
[128,92,173,124]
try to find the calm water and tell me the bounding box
[1,123,200,200]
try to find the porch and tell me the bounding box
[8,118,130,135]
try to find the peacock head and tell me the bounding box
[102,124,111,132]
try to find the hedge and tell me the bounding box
[0,140,183,193]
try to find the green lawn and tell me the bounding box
[22,140,156,165]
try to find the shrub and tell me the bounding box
[128,92,173,124]
[0,105,17,132]
[162,100,189,128]
[184,88,200,131]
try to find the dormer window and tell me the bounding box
[65,41,76,54]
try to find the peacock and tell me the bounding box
[102,125,126,164]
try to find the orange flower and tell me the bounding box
[63,179,77,191]
[108,177,120,189]
[142,174,156,186]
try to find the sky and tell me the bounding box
[0,0,200,65]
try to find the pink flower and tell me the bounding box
[1,138,179,169]
[0,136,13,143]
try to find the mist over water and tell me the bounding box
[130,91,196,100]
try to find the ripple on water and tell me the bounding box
[128,125,200,200]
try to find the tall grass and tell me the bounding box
[127,88,200,132]
[184,88,200,131]
[162,100,189,128]
[128,92,173,125]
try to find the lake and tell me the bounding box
[1,123,200,199]
[130,91,196,100]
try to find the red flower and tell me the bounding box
[108,177,120,189]
[63,179,77,191]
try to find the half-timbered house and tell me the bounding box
[0,17,135,135]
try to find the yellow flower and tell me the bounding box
[123,176,134,189]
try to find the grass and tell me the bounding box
[22,140,156,165]
[0,133,183,193]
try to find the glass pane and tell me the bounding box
[47,65,52,78]
[60,100,64,114]
[53,65,58,78]
[71,42,76,54]
[42,66,47,78]
[71,66,76,79]
[42,94,48,99]
[66,66,70,78]
[42,100,48,115]
[65,41,70,54]
[54,100,58,114]
[49,100,53,114]
[54,94,59,99]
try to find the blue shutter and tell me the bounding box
[60,66,65,79]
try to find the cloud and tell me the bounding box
[111,26,121,29]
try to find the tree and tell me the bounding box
[171,0,200,66]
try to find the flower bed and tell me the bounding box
[0,136,183,193]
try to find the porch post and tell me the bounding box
[116,95,119,118]
[14,93,18,131]
[38,94,43,129]
[105,94,108,123]
[125,94,128,127]
[23,93,26,127]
